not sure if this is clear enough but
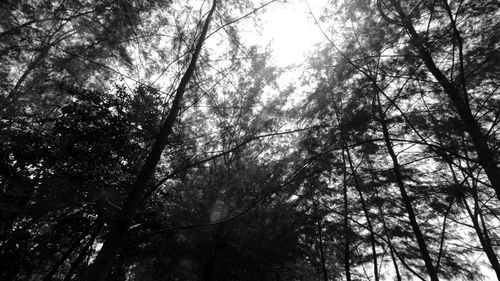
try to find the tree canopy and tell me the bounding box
[1,0,499,280]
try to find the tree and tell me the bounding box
[1,0,499,280]
[84,1,218,280]
[0,84,162,280]
[0,0,172,116]
[296,0,499,279]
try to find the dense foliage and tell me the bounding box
[1,0,499,280]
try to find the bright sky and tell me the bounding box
[258,0,329,67]
[122,0,331,90]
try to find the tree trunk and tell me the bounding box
[442,157,500,279]
[463,197,500,280]
[382,219,402,281]
[345,146,379,281]
[341,149,352,281]
[376,92,439,281]
[313,202,329,281]
[388,0,500,202]
[84,2,218,280]
[375,186,402,281]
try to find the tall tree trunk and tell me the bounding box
[462,197,500,280]
[314,203,329,281]
[374,184,402,281]
[477,201,500,278]
[379,210,402,281]
[443,158,500,279]
[84,2,218,280]
[387,0,500,202]
[435,199,453,272]
[345,146,379,281]
[7,47,48,100]
[375,92,439,281]
[341,149,352,281]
